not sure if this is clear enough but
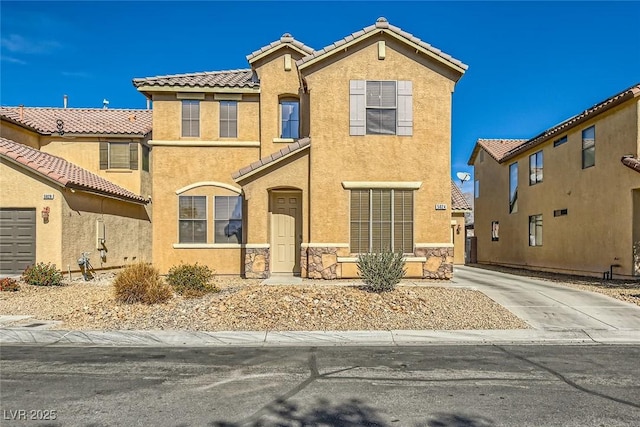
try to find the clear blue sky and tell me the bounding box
[2,1,639,192]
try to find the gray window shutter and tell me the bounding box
[129,143,138,170]
[99,142,108,169]
[397,80,413,136]
[350,80,366,136]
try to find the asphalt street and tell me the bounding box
[1,344,639,426]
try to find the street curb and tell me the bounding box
[2,328,640,347]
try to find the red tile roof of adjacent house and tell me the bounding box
[451,181,472,211]
[132,69,258,90]
[470,139,528,163]
[0,137,148,204]
[296,17,468,72]
[247,33,315,62]
[232,138,311,180]
[0,107,152,136]
[622,156,640,173]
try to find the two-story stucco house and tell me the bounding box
[0,107,153,275]
[133,17,469,279]
[469,83,640,279]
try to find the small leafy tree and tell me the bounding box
[166,263,218,298]
[357,249,406,292]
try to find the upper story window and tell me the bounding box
[509,162,518,213]
[582,126,595,168]
[178,196,206,243]
[529,151,543,185]
[474,180,480,199]
[529,214,543,246]
[553,136,567,147]
[350,189,413,254]
[280,99,299,139]
[181,100,200,137]
[214,195,242,244]
[349,80,413,136]
[220,101,238,138]
[100,142,138,170]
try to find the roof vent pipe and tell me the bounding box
[146,99,150,110]
[19,104,24,120]
[63,94,68,109]
[103,99,109,109]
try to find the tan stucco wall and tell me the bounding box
[1,160,63,267]
[452,212,466,264]
[150,93,260,142]
[303,36,457,250]
[473,100,640,277]
[0,121,40,149]
[150,145,259,273]
[61,192,151,275]
[253,48,307,156]
[239,149,310,245]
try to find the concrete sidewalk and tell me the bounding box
[2,265,639,347]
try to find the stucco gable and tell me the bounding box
[296,17,467,78]
[467,139,528,165]
[232,138,311,181]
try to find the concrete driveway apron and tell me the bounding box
[452,265,640,331]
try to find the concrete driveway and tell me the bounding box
[453,265,640,332]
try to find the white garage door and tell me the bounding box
[0,208,36,275]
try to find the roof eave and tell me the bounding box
[247,43,313,64]
[65,183,149,205]
[134,85,260,94]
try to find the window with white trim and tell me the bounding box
[214,195,242,244]
[219,101,237,138]
[349,80,413,136]
[178,196,206,243]
[181,100,200,137]
[350,189,413,253]
[99,142,138,170]
[280,99,299,139]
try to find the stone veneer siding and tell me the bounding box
[305,247,341,279]
[244,247,270,279]
[415,247,454,279]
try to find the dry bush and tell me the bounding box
[166,263,218,298]
[113,263,172,304]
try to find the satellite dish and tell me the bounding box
[456,172,471,185]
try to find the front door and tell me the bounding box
[271,192,301,274]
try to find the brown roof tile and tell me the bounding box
[0,107,152,136]
[296,17,468,72]
[233,137,311,180]
[246,33,315,62]
[0,137,148,204]
[475,139,528,162]
[132,69,258,90]
[451,181,472,211]
[622,156,640,173]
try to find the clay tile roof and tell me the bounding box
[246,33,315,62]
[500,83,640,163]
[0,107,152,136]
[622,156,640,173]
[296,17,468,71]
[232,137,311,180]
[476,139,528,162]
[451,181,472,211]
[132,69,258,89]
[0,137,147,204]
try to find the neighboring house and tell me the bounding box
[134,17,468,279]
[0,107,153,275]
[468,83,640,279]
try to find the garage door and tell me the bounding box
[0,208,36,274]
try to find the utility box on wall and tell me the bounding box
[96,219,106,249]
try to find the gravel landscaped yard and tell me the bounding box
[0,274,527,331]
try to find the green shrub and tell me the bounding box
[22,263,64,286]
[0,277,20,292]
[113,263,172,304]
[357,249,406,292]
[166,263,218,298]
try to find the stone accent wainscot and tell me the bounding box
[245,247,270,279]
[306,247,343,279]
[415,247,454,279]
